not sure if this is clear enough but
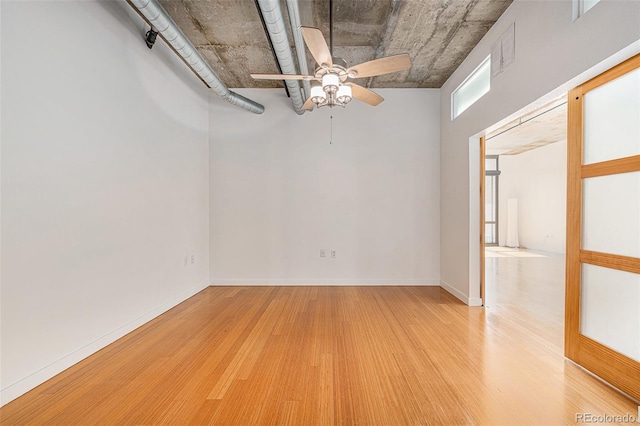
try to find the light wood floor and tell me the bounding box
[1,261,637,424]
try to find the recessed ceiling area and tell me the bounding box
[486,100,568,156]
[159,0,513,89]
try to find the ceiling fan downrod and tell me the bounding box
[329,0,334,56]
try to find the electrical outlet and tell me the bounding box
[190,255,195,264]
[320,249,326,258]
[331,250,336,259]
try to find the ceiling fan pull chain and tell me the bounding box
[330,112,333,145]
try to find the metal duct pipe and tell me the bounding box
[256,0,305,115]
[285,0,311,100]
[128,0,265,114]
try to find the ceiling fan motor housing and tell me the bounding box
[314,59,349,83]
[332,57,347,69]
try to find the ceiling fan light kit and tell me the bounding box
[307,73,352,108]
[310,85,326,104]
[308,78,353,108]
[250,25,412,111]
[322,73,340,94]
[336,85,352,104]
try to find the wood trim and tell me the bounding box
[580,250,640,274]
[577,335,640,401]
[565,87,584,361]
[480,136,486,304]
[582,155,640,178]
[580,53,640,94]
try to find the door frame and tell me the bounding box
[480,136,486,304]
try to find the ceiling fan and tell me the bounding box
[250,26,411,110]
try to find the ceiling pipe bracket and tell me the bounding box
[128,0,265,114]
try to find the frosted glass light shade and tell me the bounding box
[322,73,339,94]
[311,85,326,104]
[337,85,352,104]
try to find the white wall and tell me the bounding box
[1,1,210,404]
[209,89,440,285]
[498,140,567,254]
[440,0,640,305]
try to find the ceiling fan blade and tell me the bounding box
[347,54,411,78]
[251,73,315,81]
[301,26,333,67]
[302,97,315,110]
[346,83,384,106]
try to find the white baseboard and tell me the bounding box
[439,280,483,306]
[0,280,209,407]
[211,279,440,286]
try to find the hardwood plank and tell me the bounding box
[0,285,636,425]
[486,247,640,409]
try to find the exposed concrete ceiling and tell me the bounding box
[486,100,568,156]
[159,0,513,89]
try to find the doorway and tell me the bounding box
[479,53,640,402]
[481,99,568,312]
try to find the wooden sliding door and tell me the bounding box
[565,53,640,400]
